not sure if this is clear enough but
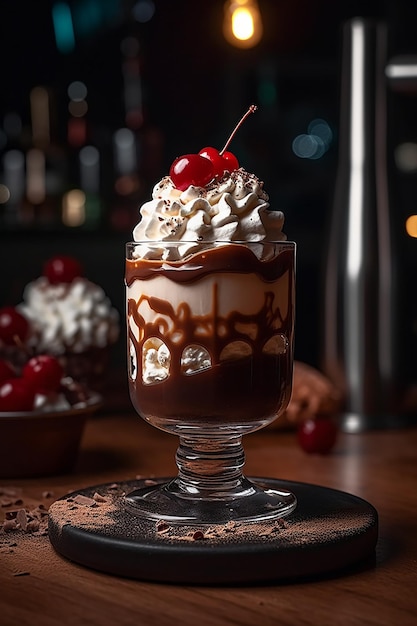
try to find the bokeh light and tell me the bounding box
[68,81,88,102]
[307,118,333,148]
[68,100,88,117]
[292,134,326,159]
[405,214,417,238]
[394,142,417,173]
[292,118,332,160]
[132,0,155,23]
[52,2,75,54]
[232,8,255,40]
[0,184,11,204]
[62,189,86,227]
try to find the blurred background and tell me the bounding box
[1,0,417,388]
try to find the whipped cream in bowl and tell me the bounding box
[18,277,120,355]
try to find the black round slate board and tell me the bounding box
[48,477,378,585]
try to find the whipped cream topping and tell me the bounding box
[19,277,120,355]
[132,168,286,260]
[34,391,72,412]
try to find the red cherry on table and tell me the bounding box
[297,417,338,454]
[199,147,239,178]
[43,256,83,285]
[0,378,35,412]
[0,306,30,346]
[22,355,64,393]
[169,154,214,191]
[0,359,16,384]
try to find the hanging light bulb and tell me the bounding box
[223,0,263,49]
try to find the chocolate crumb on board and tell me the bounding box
[93,492,108,503]
[192,530,205,541]
[73,494,97,507]
[149,518,290,542]
[156,520,170,533]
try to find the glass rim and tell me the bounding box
[126,240,296,247]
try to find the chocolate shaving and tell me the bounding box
[16,509,28,531]
[192,530,205,541]
[156,520,170,533]
[276,518,288,528]
[93,492,107,503]
[26,519,40,533]
[73,495,97,507]
[3,519,18,532]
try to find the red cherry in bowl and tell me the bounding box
[199,147,239,178]
[0,306,30,346]
[43,255,83,285]
[297,417,338,454]
[22,355,64,393]
[0,378,35,412]
[169,154,214,191]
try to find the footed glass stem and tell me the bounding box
[124,435,297,524]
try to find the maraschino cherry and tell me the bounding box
[198,147,239,179]
[22,354,64,393]
[0,354,65,412]
[169,105,257,191]
[0,378,35,412]
[297,417,338,455]
[43,255,83,285]
[0,306,30,346]
[169,154,214,192]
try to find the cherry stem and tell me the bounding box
[219,104,257,156]
[13,334,32,358]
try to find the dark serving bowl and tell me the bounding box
[0,394,102,478]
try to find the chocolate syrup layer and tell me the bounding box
[125,243,294,284]
[126,244,295,428]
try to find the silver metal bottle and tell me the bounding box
[322,18,404,432]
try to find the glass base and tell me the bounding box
[124,476,297,525]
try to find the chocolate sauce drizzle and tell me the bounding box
[126,244,295,427]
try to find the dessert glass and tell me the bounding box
[125,239,296,524]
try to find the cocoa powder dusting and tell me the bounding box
[47,480,373,548]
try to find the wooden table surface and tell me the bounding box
[1,409,417,626]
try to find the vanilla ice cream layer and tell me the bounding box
[127,273,290,324]
[127,271,291,385]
